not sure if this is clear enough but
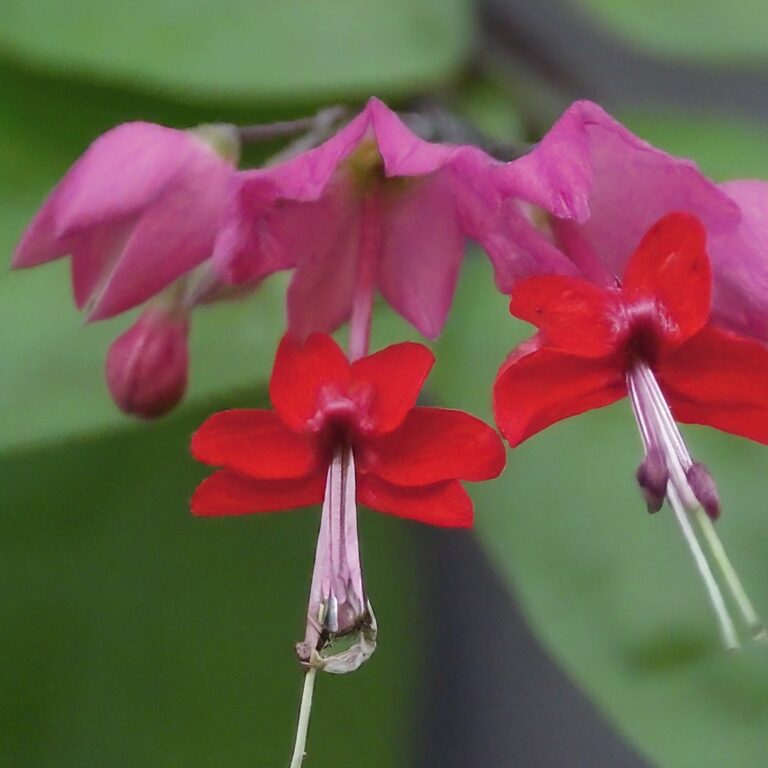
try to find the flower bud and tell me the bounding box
[686,462,721,520]
[636,448,669,513]
[105,307,190,418]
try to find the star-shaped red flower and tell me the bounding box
[494,211,768,449]
[193,333,506,528]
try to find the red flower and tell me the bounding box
[191,332,505,671]
[494,211,768,450]
[494,211,767,648]
[193,333,505,528]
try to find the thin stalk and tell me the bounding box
[288,667,318,768]
[238,106,347,144]
[694,509,767,640]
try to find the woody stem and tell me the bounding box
[348,194,379,361]
[288,667,318,768]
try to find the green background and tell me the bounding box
[1,0,767,765]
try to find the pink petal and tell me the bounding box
[368,97,457,176]
[377,174,464,338]
[87,142,234,320]
[13,123,207,268]
[709,180,768,340]
[551,101,739,278]
[285,189,361,338]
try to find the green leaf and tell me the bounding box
[580,0,768,64]
[432,264,768,763]
[619,112,768,181]
[0,0,472,101]
[0,394,424,767]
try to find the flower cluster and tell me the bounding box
[13,95,768,762]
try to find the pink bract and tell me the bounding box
[213,97,589,340]
[496,100,768,341]
[13,122,237,321]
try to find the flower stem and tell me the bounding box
[238,106,347,144]
[348,195,379,361]
[693,509,767,641]
[288,667,318,768]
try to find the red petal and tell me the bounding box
[351,341,434,434]
[494,345,625,446]
[659,325,768,443]
[358,475,473,528]
[364,406,506,485]
[191,409,319,478]
[270,333,351,430]
[191,469,325,516]
[510,274,618,357]
[623,212,711,344]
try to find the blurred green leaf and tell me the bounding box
[0,0,472,101]
[620,112,768,181]
[581,0,768,63]
[0,394,425,767]
[431,265,768,764]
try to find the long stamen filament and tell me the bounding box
[666,485,740,650]
[636,364,765,642]
[628,366,741,648]
[288,667,318,768]
[693,509,767,641]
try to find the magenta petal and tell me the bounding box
[377,175,464,338]
[14,122,235,319]
[709,180,768,340]
[286,192,361,338]
[548,101,739,277]
[368,97,457,176]
[494,103,594,221]
[87,143,233,320]
[14,123,205,271]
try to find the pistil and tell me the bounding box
[627,362,765,647]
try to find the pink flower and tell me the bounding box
[213,97,587,343]
[105,305,190,419]
[13,122,239,321]
[487,100,768,341]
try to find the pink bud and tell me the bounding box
[105,307,190,418]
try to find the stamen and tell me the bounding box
[627,363,754,649]
[636,448,668,513]
[694,509,767,642]
[297,446,377,672]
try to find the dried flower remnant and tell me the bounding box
[494,212,767,648]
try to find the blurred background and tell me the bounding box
[1,1,768,765]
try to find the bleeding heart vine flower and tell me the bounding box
[193,332,506,668]
[213,97,587,354]
[494,212,767,649]
[488,100,768,344]
[11,120,243,418]
[191,331,505,765]
[13,121,240,321]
